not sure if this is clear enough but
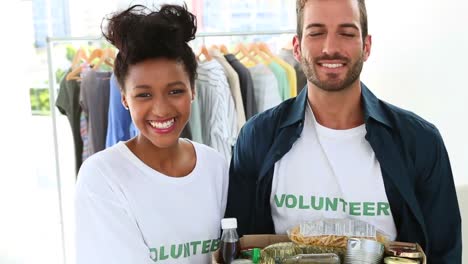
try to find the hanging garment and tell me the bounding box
[79,70,111,158]
[248,64,282,113]
[105,74,138,148]
[189,94,203,144]
[278,48,307,94]
[210,48,246,131]
[56,69,82,174]
[224,54,257,119]
[80,110,91,162]
[271,56,297,98]
[267,61,290,101]
[196,60,237,161]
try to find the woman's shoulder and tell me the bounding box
[76,143,129,188]
[191,141,227,164]
[80,143,127,169]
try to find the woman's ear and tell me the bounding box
[191,85,196,102]
[121,92,129,110]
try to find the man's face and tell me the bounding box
[293,0,371,92]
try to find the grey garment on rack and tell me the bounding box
[248,64,282,112]
[80,70,111,156]
[224,54,257,119]
[56,69,82,174]
[278,48,307,94]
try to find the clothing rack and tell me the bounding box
[46,29,295,264]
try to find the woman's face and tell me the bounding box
[122,58,194,149]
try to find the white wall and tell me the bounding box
[363,2,467,261]
[363,1,468,187]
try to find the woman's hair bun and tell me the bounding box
[159,4,197,43]
[102,4,197,56]
[101,4,198,90]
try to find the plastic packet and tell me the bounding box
[287,218,390,248]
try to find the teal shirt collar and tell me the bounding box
[280,82,393,129]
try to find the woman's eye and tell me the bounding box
[136,93,151,98]
[169,89,185,95]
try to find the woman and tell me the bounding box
[75,4,228,264]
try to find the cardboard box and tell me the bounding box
[416,243,427,264]
[212,234,426,264]
[385,241,427,264]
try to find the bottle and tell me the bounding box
[219,218,241,264]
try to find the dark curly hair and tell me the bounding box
[102,4,198,91]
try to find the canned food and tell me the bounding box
[344,238,384,264]
[385,241,423,259]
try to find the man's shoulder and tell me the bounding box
[380,99,441,142]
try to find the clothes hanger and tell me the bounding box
[197,45,213,62]
[258,42,276,58]
[103,48,115,68]
[196,37,212,62]
[87,48,103,63]
[233,43,258,65]
[66,47,108,81]
[219,44,229,55]
[66,48,89,81]
[209,44,228,55]
[248,43,271,64]
[70,48,88,69]
[88,47,115,68]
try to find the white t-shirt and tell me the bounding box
[75,141,229,264]
[271,103,397,240]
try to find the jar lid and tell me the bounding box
[221,218,237,229]
[384,257,420,264]
[231,259,253,264]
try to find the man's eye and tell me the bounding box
[309,32,324,37]
[341,33,356,37]
[136,93,151,98]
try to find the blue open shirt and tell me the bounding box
[226,83,462,263]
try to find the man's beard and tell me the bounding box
[301,52,364,92]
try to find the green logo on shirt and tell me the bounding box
[149,239,219,262]
[274,194,391,216]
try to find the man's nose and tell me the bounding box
[322,34,340,56]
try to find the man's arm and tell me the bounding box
[416,128,462,263]
[224,123,259,236]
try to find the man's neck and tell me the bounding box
[308,81,364,130]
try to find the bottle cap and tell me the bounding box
[221,218,237,229]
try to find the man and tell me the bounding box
[225,0,462,262]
